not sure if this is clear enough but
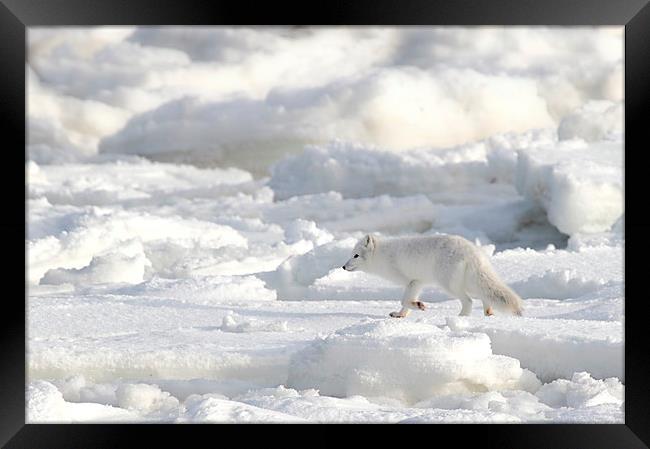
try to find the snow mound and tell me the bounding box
[287,320,541,404]
[515,139,623,235]
[54,375,119,406]
[558,101,623,142]
[27,381,137,423]
[115,383,180,415]
[412,371,624,423]
[220,312,290,333]
[180,393,306,423]
[447,316,622,382]
[28,208,247,285]
[567,215,624,250]
[269,140,511,200]
[98,67,555,174]
[414,390,553,422]
[234,385,517,423]
[27,68,132,164]
[535,372,623,409]
[27,381,72,423]
[283,219,334,246]
[262,238,357,300]
[41,239,151,286]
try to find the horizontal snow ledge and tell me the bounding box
[446,316,622,383]
[29,348,291,386]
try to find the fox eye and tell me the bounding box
[354,254,359,258]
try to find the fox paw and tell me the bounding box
[389,311,406,318]
[412,301,426,311]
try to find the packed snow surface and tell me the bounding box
[27,26,623,423]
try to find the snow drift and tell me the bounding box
[447,316,623,382]
[269,134,623,239]
[287,320,541,404]
[98,67,555,172]
[515,139,623,235]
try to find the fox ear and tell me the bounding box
[364,234,375,249]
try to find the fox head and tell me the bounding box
[342,234,376,272]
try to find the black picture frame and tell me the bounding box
[4,0,649,447]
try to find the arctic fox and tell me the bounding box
[342,234,524,318]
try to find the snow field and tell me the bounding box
[27,26,624,423]
[29,28,622,168]
[26,146,623,422]
[26,148,624,422]
[27,123,623,290]
[27,311,624,423]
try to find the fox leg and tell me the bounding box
[459,294,473,316]
[389,307,410,318]
[477,297,494,315]
[390,280,424,318]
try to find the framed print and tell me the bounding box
[3,0,650,447]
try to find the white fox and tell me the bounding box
[342,234,524,318]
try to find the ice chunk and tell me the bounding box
[515,139,622,235]
[558,101,623,142]
[287,320,540,404]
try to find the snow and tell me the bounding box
[515,139,623,235]
[536,372,623,409]
[180,394,307,423]
[269,140,502,200]
[409,371,624,423]
[98,67,556,173]
[27,26,624,424]
[220,312,291,333]
[269,134,623,239]
[27,381,138,423]
[447,316,623,382]
[287,320,541,403]
[558,100,624,142]
[28,27,622,169]
[28,207,248,285]
[115,383,181,416]
[40,239,151,286]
